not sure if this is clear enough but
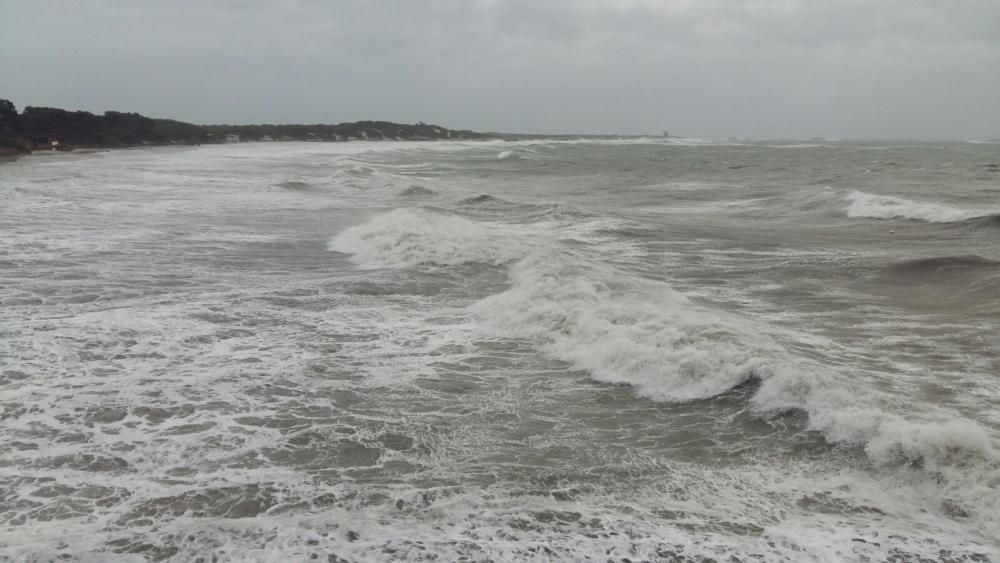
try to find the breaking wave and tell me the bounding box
[472,249,785,402]
[330,207,999,530]
[328,208,536,269]
[845,190,992,223]
[473,247,998,481]
[496,150,521,161]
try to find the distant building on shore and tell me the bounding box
[224,134,240,143]
[30,133,62,150]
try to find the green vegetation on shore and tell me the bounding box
[200,120,486,142]
[0,99,488,155]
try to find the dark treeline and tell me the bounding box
[200,120,483,142]
[0,99,487,155]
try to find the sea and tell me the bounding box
[1,139,998,562]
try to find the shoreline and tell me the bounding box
[0,138,503,164]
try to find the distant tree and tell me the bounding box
[0,98,18,133]
[0,99,15,119]
[0,98,17,123]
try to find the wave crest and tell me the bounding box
[329,208,531,269]
[473,250,788,402]
[887,255,1000,275]
[845,190,990,223]
[459,194,506,205]
[475,249,998,479]
[961,213,1000,230]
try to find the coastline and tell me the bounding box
[0,100,497,162]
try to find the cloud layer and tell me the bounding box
[2,0,998,138]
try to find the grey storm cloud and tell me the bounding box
[2,0,998,138]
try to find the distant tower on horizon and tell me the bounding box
[662,130,670,138]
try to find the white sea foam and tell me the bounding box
[845,190,989,222]
[6,139,1000,560]
[755,368,997,470]
[472,247,1000,530]
[496,150,521,160]
[327,206,634,270]
[117,473,1000,563]
[328,208,537,269]
[473,249,791,402]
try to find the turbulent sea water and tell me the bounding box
[1,139,999,562]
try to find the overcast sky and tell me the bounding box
[1,1,998,138]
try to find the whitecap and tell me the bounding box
[472,249,789,402]
[472,247,1000,531]
[845,190,993,223]
[328,208,537,269]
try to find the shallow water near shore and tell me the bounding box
[1,139,998,561]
